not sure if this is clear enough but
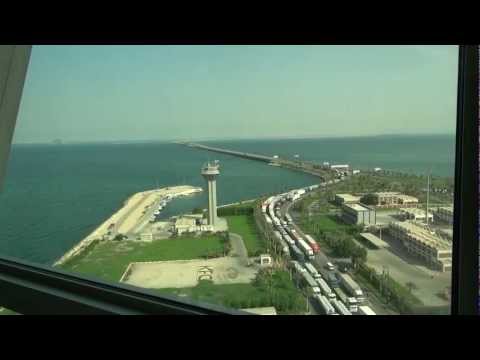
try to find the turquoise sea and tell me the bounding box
[0,135,455,265]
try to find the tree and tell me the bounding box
[405,281,418,294]
[360,193,378,205]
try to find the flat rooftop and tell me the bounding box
[390,221,452,251]
[360,232,389,249]
[374,192,400,197]
[396,194,419,202]
[336,193,361,202]
[343,203,371,212]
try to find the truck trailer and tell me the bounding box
[290,245,305,262]
[358,305,376,315]
[304,262,321,279]
[297,239,315,260]
[314,294,336,315]
[330,299,352,315]
[316,278,336,300]
[338,273,365,303]
[333,287,358,312]
[304,234,320,253]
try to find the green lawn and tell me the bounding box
[305,214,349,231]
[58,235,225,283]
[0,308,19,315]
[154,270,306,314]
[225,215,265,256]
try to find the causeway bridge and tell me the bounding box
[185,143,274,163]
[181,142,332,179]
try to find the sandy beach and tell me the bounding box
[54,185,202,266]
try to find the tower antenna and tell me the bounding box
[425,167,432,228]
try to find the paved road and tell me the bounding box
[229,232,249,266]
[280,184,398,315]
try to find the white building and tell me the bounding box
[341,203,376,226]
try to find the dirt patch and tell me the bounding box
[122,257,258,289]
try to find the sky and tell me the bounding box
[13,45,459,143]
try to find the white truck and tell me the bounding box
[314,294,336,315]
[333,287,359,313]
[273,231,290,256]
[283,234,295,246]
[302,272,320,294]
[304,262,321,279]
[338,273,365,303]
[316,278,336,300]
[290,246,305,263]
[297,239,315,260]
[358,305,376,315]
[290,260,307,275]
[330,299,352,315]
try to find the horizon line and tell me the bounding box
[13,132,456,145]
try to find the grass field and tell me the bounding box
[225,215,265,256]
[59,235,225,283]
[300,214,351,233]
[155,270,306,314]
[0,308,19,315]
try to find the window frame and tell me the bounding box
[0,44,478,315]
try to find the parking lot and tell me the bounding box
[365,233,451,307]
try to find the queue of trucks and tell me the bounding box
[261,185,376,316]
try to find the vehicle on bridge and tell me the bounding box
[304,262,321,279]
[290,260,307,275]
[297,239,315,260]
[290,244,305,262]
[358,305,376,315]
[304,234,320,253]
[331,298,352,315]
[313,294,337,315]
[338,273,365,303]
[316,278,336,300]
[333,287,358,312]
[301,272,321,294]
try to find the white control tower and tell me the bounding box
[201,161,220,226]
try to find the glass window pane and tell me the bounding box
[0,45,459,315]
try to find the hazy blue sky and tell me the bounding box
[13,45,459,143]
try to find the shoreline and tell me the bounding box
[54,185,202,267]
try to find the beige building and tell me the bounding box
[373,192,400,206]
[373,192,418,208]
[388,221,452,272]
[174,214,213,234]
[396,194,419,207]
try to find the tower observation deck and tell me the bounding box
[201,161,220,226]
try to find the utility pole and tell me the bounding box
[426,169,431,227]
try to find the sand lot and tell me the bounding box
[122,257,258,289]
